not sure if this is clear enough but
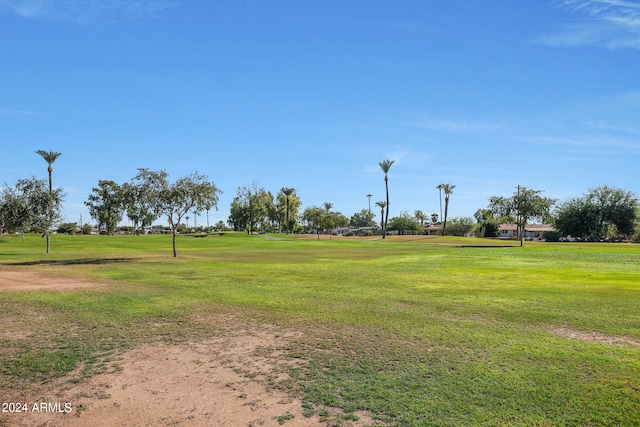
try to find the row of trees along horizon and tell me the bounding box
[1,152,639,256]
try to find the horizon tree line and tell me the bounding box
[2,152,639,253]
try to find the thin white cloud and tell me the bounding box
[0,0,178,25]
[535,0,640,49]
[0,108,47,118]
[394,110,507,134]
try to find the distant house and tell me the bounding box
[424,225,442,235]
[524,224,555,239]
[332,226,378,236]
[498,224,555,240]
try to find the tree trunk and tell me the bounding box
[442,198,449,236]
[383,177,390,239]
[519,222,524,247]
[47,166,53,253]
[172,231,177,257]
[438,188,443,228]
[286,199,290,234]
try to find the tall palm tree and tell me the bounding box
[441,183,456,236]
[366,194,373,218]
[375,201,387,236]
[436,184,444,227]
[280,187,295,234]
[36,150,61,253]
[36,150,61,193]
[379,159,395,239]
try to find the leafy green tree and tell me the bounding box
[121,182,156,234]
[57,222,77,234]
[444,216,475,236]
[1,177,64,248]
[128,169,173,236]
[554,185,638,241]
[132,169,221,257]
[350,209,376,228]
[257,190,275,232]
[35,150,62,253]
[553,197,598,241]
[414,210,426,227]
[304,203,348,239]
[387,213,421,234]
[228,183,271,234]
[474,208,500,238]
[82,223,93,235]
[489,186,555,246]
[379,159,394,239]
[328,211,349,233]
[85,180,125,236]
[302,205,325,240]
[589,185,638,238]
[0,184,31,240]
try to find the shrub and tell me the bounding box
[445,217,475,236]
[542,230,562,242]
[57,223,77,235]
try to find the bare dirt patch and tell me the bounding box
[0,272,382,426]
[550,326,640,348]
[0,270,108,291]
[4,329,380,427]
[4,333,318,427]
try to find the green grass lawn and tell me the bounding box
[1,233,639,426]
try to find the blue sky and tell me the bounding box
[1,0,639,227]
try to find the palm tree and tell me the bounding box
[414,210,425,227]
[375,201,387,235]
[441,183,456,236]
[379,159,395,239]
[322,202,333,239]
[36,150,61,253]
[280,187,295,234]
[436,184,444,227]
[36,150,61,193]
[366,194,373,218]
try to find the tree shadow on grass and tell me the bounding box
[3,258,140,266]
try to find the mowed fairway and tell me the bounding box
[1,233,639,426]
